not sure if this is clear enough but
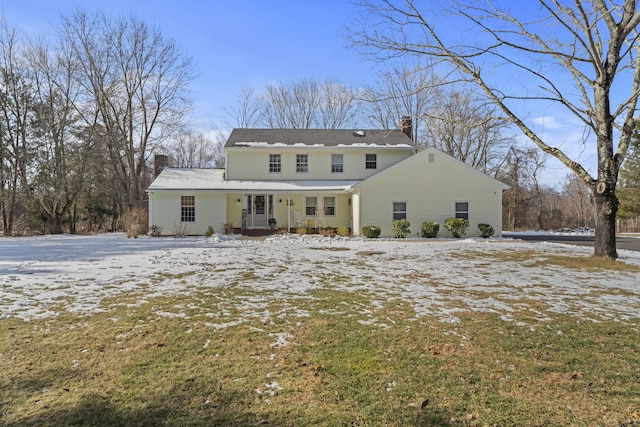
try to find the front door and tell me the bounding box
[247,194,269,228]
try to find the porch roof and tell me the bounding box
[147,168,359,193]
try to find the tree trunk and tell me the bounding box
[592,185,618,259]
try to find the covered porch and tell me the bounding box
[222,179,358,233]
[226,191,354,233]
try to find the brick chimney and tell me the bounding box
[154,154,171,177]
[400,116,413,141]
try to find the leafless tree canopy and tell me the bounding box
[423,85,512,174]
[222,79,361,129]
[167,131,224,169]
[360,64,436,144]
[59,10,194,210]
[0,11,195,235]
[349,0,640,258]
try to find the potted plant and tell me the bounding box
[268,218,277,229]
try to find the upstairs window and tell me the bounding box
[455,202,469,220]
[296,154,308,173]
[181,196,195,222]
[331,154,344,173]
[365,153,377,169]
[269,154,281,173]
[393,201,407,221]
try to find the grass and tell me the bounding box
[2,247,640,426]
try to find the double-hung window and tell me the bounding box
[269,154,281,173]
[365,153,377,169]
[324,197,335,216]
[331,154,343,173]
[393,201,407,221]
[455,202,469,220]
[296,154,308,173]
[181,196,195,222]
[305,197,317,216]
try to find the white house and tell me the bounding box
[147,125,508,237]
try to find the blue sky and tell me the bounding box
[1,0,609,187]
[1,0,377,132]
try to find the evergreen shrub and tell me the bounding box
[362,225,381,238]
[444,217,469,238]
[392,219,411,238]
[478,223,495,238]
[421,221,439,238]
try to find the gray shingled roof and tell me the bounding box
[225,128,413,148]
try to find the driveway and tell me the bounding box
[504,233,640,252]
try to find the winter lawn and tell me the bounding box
[1,233,639,426]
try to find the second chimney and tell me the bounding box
[154,154,171,177]
[400,116,413,141]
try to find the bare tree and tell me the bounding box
[0,19,32,236]
[222,87,263,128]
[561,173,594,228]
[349,0,640,258]
[59,10,194,212]
[262,79,321,129]
[168,131,223,168]
[424,85,512,174]
[222,79,361,130]
[498,146,546,230]
[361,64,436,144]
[319,81,361,129]
[24,38,89,234]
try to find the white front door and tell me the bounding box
[247,194,269,228]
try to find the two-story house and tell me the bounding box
[147,125,508,237]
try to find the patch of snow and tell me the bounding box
[0,233,638,325]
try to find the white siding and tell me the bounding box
[148,190,226,236]
[356,148,505,237]
[225,147,413,181]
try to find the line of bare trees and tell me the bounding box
[4,6,639,240]
[0,11,196,235]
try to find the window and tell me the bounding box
[305,197,317,216]
[365,153,377,169]
[181,196,195,222]
[455,202,469,220]
[331,154,343,173]
[324,197,335,216]
[393,201,407,221]
[296,154,308,173]
[269,154,281,173]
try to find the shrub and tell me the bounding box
[478,223,495,238]
[444,217,469,238]
[204,225,215,237]
[392,219,411,238]
[421,221,439,238]
[336,225,350,237]
[321,227,336,238]
[296,227,307,235]
[121,207,147,238]
[362,225,381,238]
[150,225,163,237]
[222,222,234,235]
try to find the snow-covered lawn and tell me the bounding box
[1,233,639,323]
